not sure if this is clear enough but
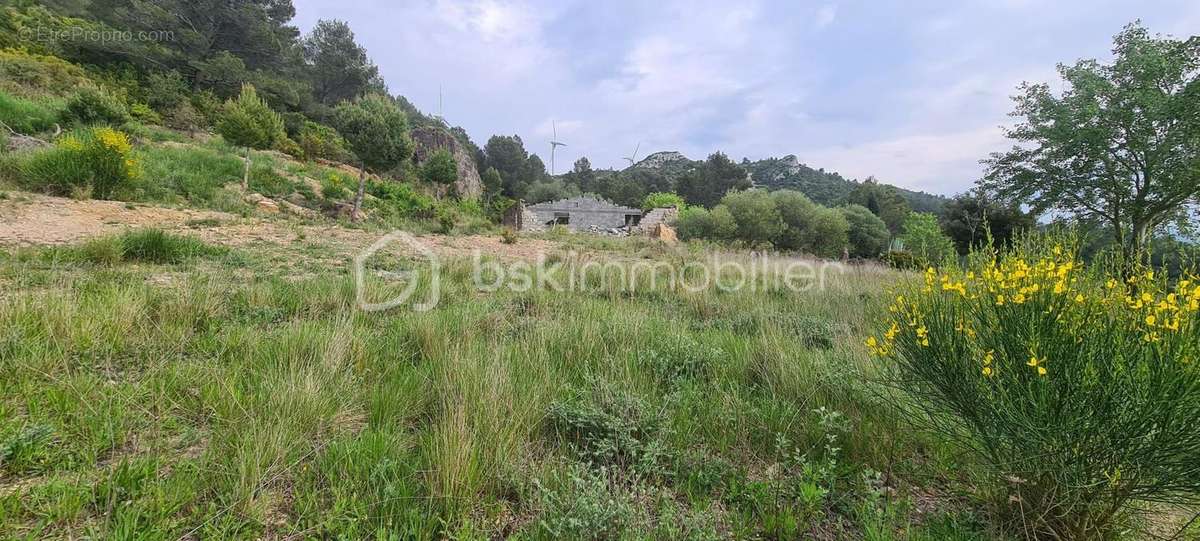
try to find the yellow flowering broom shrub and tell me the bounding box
[868,236,1200,538]
[19,126,139,199]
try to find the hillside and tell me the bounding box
[626,151,949,213]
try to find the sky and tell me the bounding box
[290,0,1200,196]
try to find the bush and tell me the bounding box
[248,164,295,197]
[547,382,672,475]
[421,148,458,186]
[642,192,685,210]
[880,250,926,271]
[841,204,891,258]
[18,127,139,199]
[868,236,1200,538]
[899,212,956,266]
[296,121,349,162]
[501,228,518,244]
[0,48,93,97]
[365,178,433,218]
[0,90,60,133]
[60,86,131,127]
[141,70,189,111]
[722,190,784,246]
[771,190,850,257]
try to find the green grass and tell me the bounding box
[36,229,230,266]
[0,90,62,135]
[0,235,1019,539]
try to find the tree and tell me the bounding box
[842,204,891,258]
[333,94,413,221]
[525,179,578,204]
[303,19,384,105]
[982,23,1200,268]
[900,212,956,265]
[421,148,458,189]
[481,166,502,203]
[940,193,1036,255]
[847,178,910,233]
[216,84,286,189]
[484,135,530,197]
[675,207,716,240]
[568,157,597,193]
[721,190,784,246]
[675,152,751,208]
[770,190,819,251]
[801,207,851,259]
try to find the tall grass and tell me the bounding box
[0,242,1036,539]
[0,90,62,134]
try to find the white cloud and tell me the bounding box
[815,4,838,29]
[799,127,1008,194]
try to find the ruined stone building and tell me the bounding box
[505,196,643,232]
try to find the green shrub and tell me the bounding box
[0,48,93,97]
[675,206,735,241]
[297,121,349,162]
[18,127,139,199]
[248,164,295,197]
[60,86,130,126]
[643,337,722,387]
[642,192,685,210]
[530,463,646,540]
[366,178,434,218]
[547,382,672,475]
[721,190,784,246]
[141,70,189,111]
[501,228,518,245]
[0,90,60,133]
[880,250,926,271]
[421,148,458,186]
[899,212,956,266]
[320,174,354,202]
[869,236,1200,538]
[841,204,891,258]
[128,102,161,124]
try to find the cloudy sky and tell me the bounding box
[291,0,1198,196]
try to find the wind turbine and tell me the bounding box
[549,120,567,176]
[623,142,641,168]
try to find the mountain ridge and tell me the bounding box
[623,150,949,213]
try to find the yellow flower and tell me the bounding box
[1013,293,1026,304]
[1145,315,1157,326]
[982,366,994,377]
[1027,355,1040,367]
[1037,366,1047,376]
[865,336,878,348]
[884,323,899,341]
[1074,294,1085,303]
[996,295,1006,306]
[983,350,994,365]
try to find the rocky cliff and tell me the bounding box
[410,126,483,199]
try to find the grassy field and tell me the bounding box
[0,227,1001,540]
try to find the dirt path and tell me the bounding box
[0,192,559,262]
